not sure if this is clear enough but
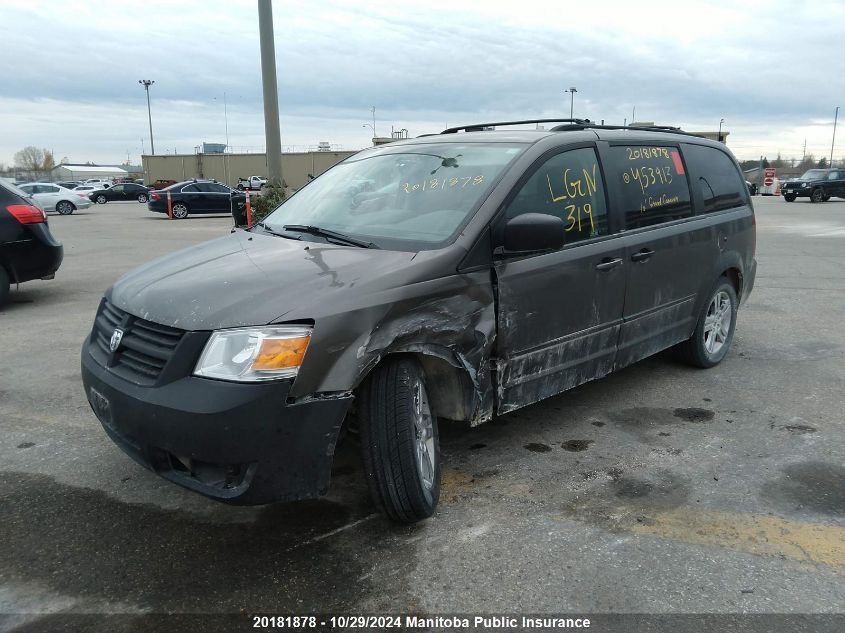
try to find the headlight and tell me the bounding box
[194,326,311,382]
[801,182,809,188]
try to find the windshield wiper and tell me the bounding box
[282,224,378,249]
[255,222,299,239]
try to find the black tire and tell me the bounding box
[359,356,440,523]
[0,266,9,307]
[171,202,189,219]
[823,194,831,202]
[56,200,76,215]
[810,188,824,203]
[237,184,244,190]
[96,194,107,204]
[783,193,797,202]
[137,193,148,203]
[675,278,738,368]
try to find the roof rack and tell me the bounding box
[441,118,592,134]
[438,118,702,139]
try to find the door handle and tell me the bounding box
[630,249,655,262]
[595,257,623,271]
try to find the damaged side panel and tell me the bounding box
[289,270,497,425]
[492,238,628,416]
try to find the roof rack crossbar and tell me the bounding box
[441,118,592,134]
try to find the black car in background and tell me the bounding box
[89,182,151,204]
[781,168,845,202]
[147,180,246,219]
[0,181,64,306]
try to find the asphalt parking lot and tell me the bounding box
[1,197,843,630]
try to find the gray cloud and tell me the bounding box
[1,0,843,165]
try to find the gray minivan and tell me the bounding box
[81,120,757,523]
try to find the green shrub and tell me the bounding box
[247,184,286,226]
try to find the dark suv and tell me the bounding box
[0,181,64,305]
[81,120,757,523]
[781,168,845,202]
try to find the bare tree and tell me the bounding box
[42,150,55,171]
[14,146,45,170]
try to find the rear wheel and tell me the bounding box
[675,278,738,368]
[359,356,440,523]
[810,188,825,203]
[783,193,797,202]
[137,193,148,203]
[56,200,75,215]
[171,202,189,219]
[0,266,9,306]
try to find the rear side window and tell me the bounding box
[606,145,692,230]
[181,184,200,193]
[682,144,747,213]
[506,147,608,244]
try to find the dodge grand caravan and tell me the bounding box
[81,119,757,523]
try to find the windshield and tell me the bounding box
[263,142,526,247]
[800,169,827,180]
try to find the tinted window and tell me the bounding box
[19,185,34,194]
[181,184,200,193]
[207,183,230,193]
[506,147,608,243]
[111,185,124,192]
[607,145,692,229]
[682,144,746,213]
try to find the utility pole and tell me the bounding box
[802,139,807,162]
[718,118,725,143]
[371,106,377,138]
[831,106,839,168]
[632,106,636,124]
[138,79,155,155]
[224,92,230,148]
[258,0,283,187]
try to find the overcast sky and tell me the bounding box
[1,0,843,166]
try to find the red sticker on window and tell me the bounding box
[670,150,685,175]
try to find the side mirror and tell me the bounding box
[502,213,565,253]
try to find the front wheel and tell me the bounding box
[783,193,797,202]
[359,357,440,523]
[675,279,738,368]
[96,194,107,204]
[56,200,75,215]
[137,193,148,203]
[810,188,825,203]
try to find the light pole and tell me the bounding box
[363,122,376,143]
[831,106,839,167]
[718,118,725,143]
[370,106,377,138]
[565,87,577,118]
[138,79,155,155]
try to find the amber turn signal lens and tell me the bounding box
[252,335,311,371]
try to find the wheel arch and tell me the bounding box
[355,346,483,425]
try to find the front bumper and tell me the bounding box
[81,337,352,505]
[782,187,810,197]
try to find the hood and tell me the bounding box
[109,230,425,330]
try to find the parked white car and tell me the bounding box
[18,183,92,215]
